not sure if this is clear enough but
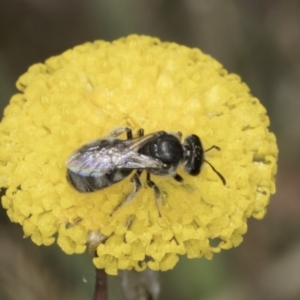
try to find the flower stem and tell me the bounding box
[93,267,108,300]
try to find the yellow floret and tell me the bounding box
[0,35,278,275]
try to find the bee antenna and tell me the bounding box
[204,159,226,185]
[205,145,221,152]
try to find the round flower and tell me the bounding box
[0,35,278,275]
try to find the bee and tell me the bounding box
[66,127,226,212]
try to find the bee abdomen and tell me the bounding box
[67,169,132,192]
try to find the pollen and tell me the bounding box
[0,35,278,275]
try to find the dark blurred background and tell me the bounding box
[0,0,299,299]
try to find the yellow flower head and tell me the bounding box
[0,35,278,275]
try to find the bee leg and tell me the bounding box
[124,170,143,204]
[109,127,133,139]
[65,217,82,229]
[138,128,144,137]
[111,170,142,215]
[146,172,162,217]
[173,173,183,183]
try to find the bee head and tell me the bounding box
[183,135,203,176]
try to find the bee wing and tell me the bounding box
[66,131,165,177]
[66,146,114,177]
[115,151,164,169]
[116,131,166,169]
